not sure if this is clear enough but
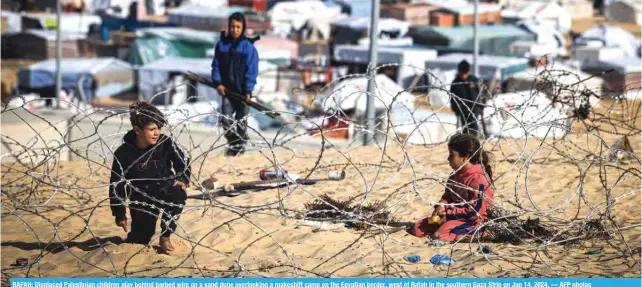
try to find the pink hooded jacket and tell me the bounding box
[438,164,494,224]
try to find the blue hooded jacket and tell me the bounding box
[211,12,259,98]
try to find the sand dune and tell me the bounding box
[2,120,640,279]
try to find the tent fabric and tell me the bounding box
[390,106,458,145]
[136,27,219,44]
[333,44,438,88]
[301,14,347,40]
[501,1,572,33]
[572,25,640,58]
[482,91,571,139]
[581,58,642,75]
[269,0,342,37]
[23,29,87,41]
[332,17,411,45]
[127,37,180,66]
[138,57,279,104]
[409,24,536,57]
[425,53,529,81]
[605,0,642,24]
[324,0,372,17]
[314,74,415,113]
[18,58,134,100]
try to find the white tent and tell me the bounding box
[390,106,458,145]
[605,0,642,25]
[269,0,343,37]
[572,25,641,58]
[333,44,438,89]
[333,16,411,40]
[300,14,348,40]
[501,1,572,33]
[511,19,567,57]
[482,91,572,139]
[315,74,415,113]
[1,11,22,33]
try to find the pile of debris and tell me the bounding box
[303,194,395,230]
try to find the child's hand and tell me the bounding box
[216,85,226,96]
[116,219,128,233]
[432,206,446,217]
[173,181,187,190]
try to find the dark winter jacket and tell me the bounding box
[108,130,190,223]
[450,74,482,115]
[211,12,260,98]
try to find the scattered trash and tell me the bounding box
[586,249,602,255]
[11,258,28,267]
[480,245,493,254]
[404,255,422,263]
[430,254,456,265]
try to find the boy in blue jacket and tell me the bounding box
[211,12,260,156]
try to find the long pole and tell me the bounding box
[55,0,62,107]
[364,0,380,146]
[473,0,479,76]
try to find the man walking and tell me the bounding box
[211,12,259,156]
[450,60,483,135]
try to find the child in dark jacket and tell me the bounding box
[109,101,191,254]
[211,12,259,156]
[409,133,494,243]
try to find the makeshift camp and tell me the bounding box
[333,44,437,89]
[17,58,134,101]
[1,30,87,60]
[511,20,567,58]
[429,2,502,26]
[409,24,536,57]
[383,3,436,26]
[138,57,278,105]
[167,4,271,33]
[389,106,458,145]
[506,63,604,101]
[559,0,593,19]
[482,91,572,139]
[298,15,348,41]
[501,1,572,33]
[426,53,529,81]
[255,36,298,65]
[269,0,343,37]
[331,17,411,45]
[21,13,101,34]
[573,46,627,63]
[581,58,642,96]
[314,74,415,113]
[572,25,640,59]
[324,0,373,17]
[605,0,642,25]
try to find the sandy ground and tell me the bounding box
[1,100,641,279]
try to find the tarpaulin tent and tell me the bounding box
[572,25,641,59]
[482,91,571,139]
[314,74,415,113]
[17,58,134,100]
[409,24,536,57]
[513,19,567,57]
[501,1,572,33]
[324,0,372,17]
[167,4,270,33]
[138,57,279,105]
[331,17,410,45]
[333,44,437,89]
[605,0,642,24]
[426,53,529,81]
[506,62,604,98]
[390,106,458,145]
[1,11,22,34]
[269,0,343,37]
[127,27,218,65]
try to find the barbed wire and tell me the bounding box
[1,62,640,280]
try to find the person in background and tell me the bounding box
[109,101,190,254]
[211,12,260,156]
[408,133,495,243]
[450,60,483,136]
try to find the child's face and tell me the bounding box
[230,19,243,39]
[448,148,467,170]
[134,123,161,146]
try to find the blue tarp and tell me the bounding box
[17,58,134,100]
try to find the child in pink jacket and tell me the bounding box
[409,133,494,243]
